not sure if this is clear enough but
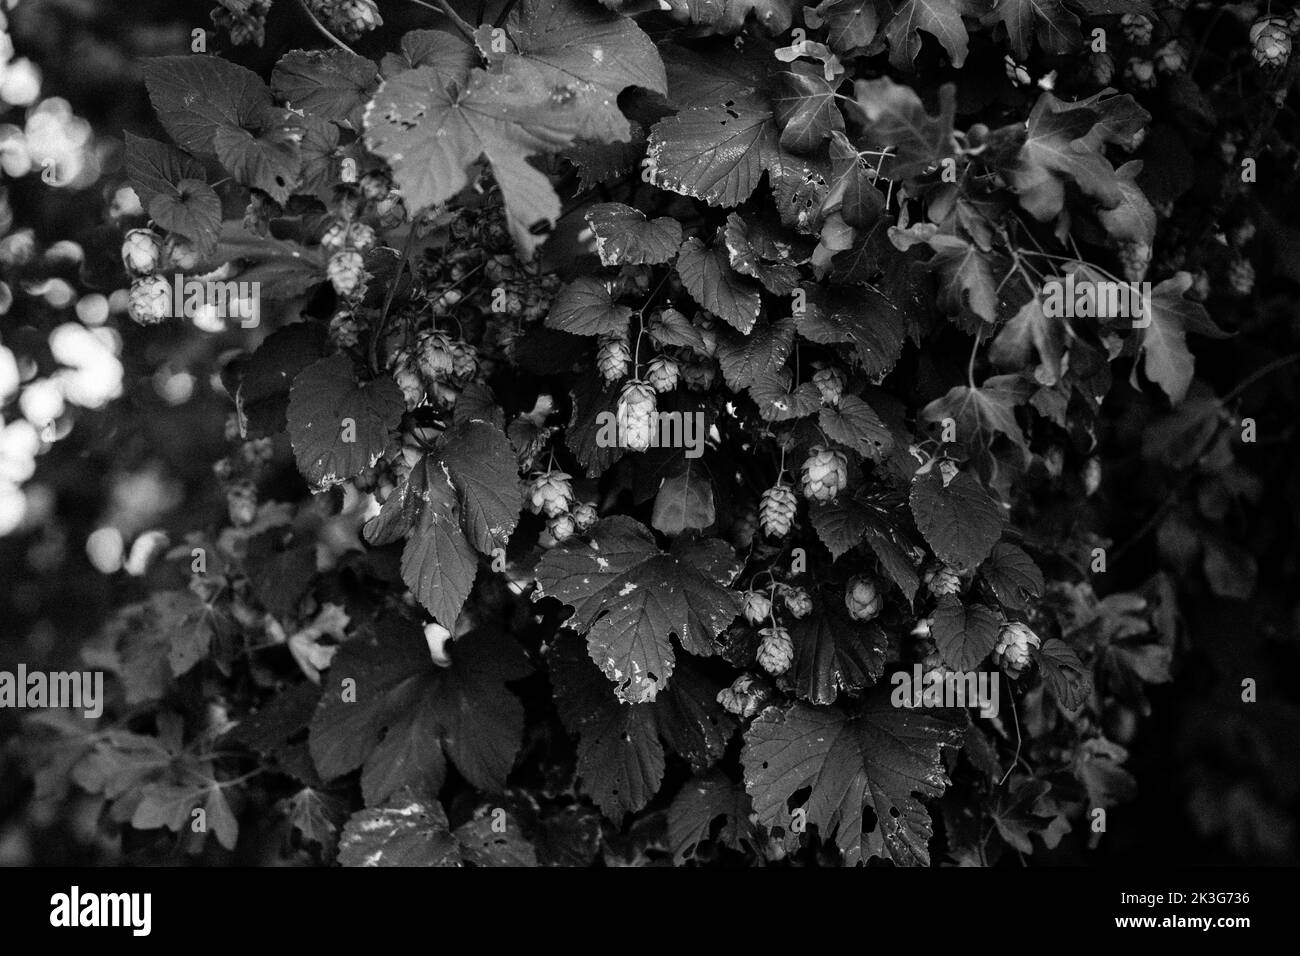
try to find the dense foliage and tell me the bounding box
[5,0,1300,866]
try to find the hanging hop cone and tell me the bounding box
[1124,57,1156,90]
[1120,13,1153,46]
[417,330,455,381]
[617,380,657,452]
[548,512,577,543]
[122,229,162,277]
[800,445,848,502]
[572,502,599,531]
[391,350,426,410]
[994,622,1041,679]
[646,356,679,393]
[741,590,773,625]
[812,366,845,406]
[596,334,631,384]
[1251,16,1292,69]
[717,675,763,719]
[925,563,963,597]
[1154,40,1188,75]
[320,0,382,40]
[759,482,798,537]
[327,249,365,297]
[226,480,258,528]
[780,585,813,619]
[845,576,883,622]
[127,276,172,325]
[527,471,574,519]
[757,626,794,676]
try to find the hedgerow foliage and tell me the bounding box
[18,0,1300,865]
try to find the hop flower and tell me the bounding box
[717,675,762,719]
[1230,221,1257,248]
[925,564,963,597]
[741,590,773,625]
[392,354,426,409]
[1251,16,1292,69]
[845,576,883,622]
[617,380,657,452]
[122,229,163,276]
[759,482,798,537]
[549,512,578,542]
[327,249,365,297]
[1228,258,1256,296]
[527,471,574,519]
[757,626,794,675]
[1124,57,1157,90]
[780,585,813,619]
[1120,13,1153,46]
[321,0,382,40]
[1154,40,1188,75]
[596,334,631,384]
[812,367,845,406]
[572,502,598,531]
[680,355,717,391]
[360,171,391,202]
[373,190,407,230]
[994,621,1041,678]
[1088,51,1115,86]
[226,480,258,528]
[127,276,172,325]
[212,0,271,46]
[328,310,360,350]
[449,341,478,382]
[1117,241,1152,282]
[417,330,455,380]
[1083,457,1102,497]
[646,356,679,393]
[800,445,848,502]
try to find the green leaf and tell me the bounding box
[1036,638,1090,709]
[287,787,345,852]
[806,0,887,53]
[773,61,845,153]
[930,237,999,323]
[143,55,271,154]
[790,602,886,704]
[748,369,822,422]
[95,591,218,705]
[1137,272,1206,405]
[399,457,481,626]
[549,634,735,818]
[566,374,625,477]
[981,541,1044,611]
[1008,93,1124,221]
[286,355,404,493]
[796,286,905,379]
[338,790,462,866]
[380,29,476,83]
[454,809,539,866]
[440,420,521,555]
[310,622,530,804]
[272,49,380,131]
[584,202,683,266]
[229,321,329,439]
[646,93,782,208]
[819,395,892,462]
[365,65,582,257]
[545,276,633,336]
[982,0,1080,59]
[213,227,326,299]
[989,295,1064,384]
[885,0,970,70]
[123,132,207,211]
[851,78,956,181]
[535,516,741,703]
[716,316,795,390]
[147,179,222,255]
[929,596,1001,670]
[651,466,716,536]
[824,130,886,228]
[742,697,961,865]
[909,469,1005,572]
[668,772,758,863]
[722,213,802,294]
[500,0,667,141]
[920,375,1032,456]
[213,109,303,204]
[676,236,762,334]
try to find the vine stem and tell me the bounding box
[493,0,521,28]
[998,687,1021,788]
[294,0,355,53]
[431,0,477,41]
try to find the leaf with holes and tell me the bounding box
[742,697,961,865]
[286,355,404,493]
[796,287,906,379]
[338,790,463,866]
[668,772,758,863]
[584,202,683,266]
[272,49,380,131]
[534,516,741,703]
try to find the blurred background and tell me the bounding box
[0,0,1297,866]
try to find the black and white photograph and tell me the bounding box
[0,0,1295,933]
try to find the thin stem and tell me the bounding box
[998,687,1021,787]
[294,0,355,53]
[493,0,522,28]
[432,0,477,41]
